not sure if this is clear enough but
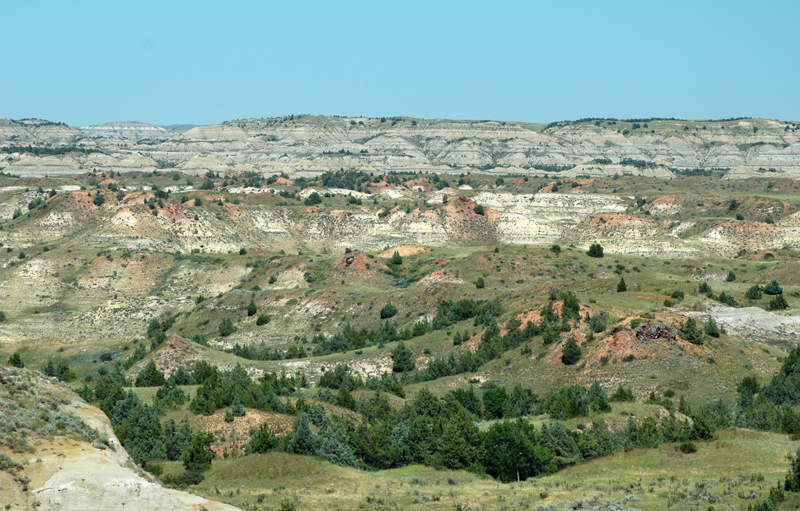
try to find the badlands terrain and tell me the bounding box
[1,115,800,178]
[1,115,800,510]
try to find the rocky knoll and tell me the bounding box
[0,367,238,511]
[1,116,799,177]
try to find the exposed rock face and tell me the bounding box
[0,119,81,146]
[686,305,800,345]
[0,367,239,511]
[475,192,626,244]
[2,116,800,177]
[79,121,172,139]
[635,321,677,343]
[4,185,800,263]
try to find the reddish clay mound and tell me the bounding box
[647,195,682,215]
[583,319,704,367]
[331,252,389,280]
[443,196,478,214]
[334,252,371,270]
[404,179,431,191]
[196,409,295,458]
[652,195,678,205]
[63,191,100,212]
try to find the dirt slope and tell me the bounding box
[0,367,239,511]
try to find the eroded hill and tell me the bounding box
[1,137,800,510]
[2,116,800,178]
[0,367,238,511]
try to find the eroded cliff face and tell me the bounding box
[0,367,239,511]
[2,116,800,177]
[4,185,800,262]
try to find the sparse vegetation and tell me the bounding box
[2,131,800,510]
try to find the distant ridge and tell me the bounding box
[0,115,798,177]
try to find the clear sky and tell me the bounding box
[3,1,799,126]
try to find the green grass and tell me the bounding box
[3,161,800,510]
[157,429,799,511]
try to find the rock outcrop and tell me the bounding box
[2,116,800,177]
[0,367,239,511]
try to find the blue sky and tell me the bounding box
[2,1,798,126]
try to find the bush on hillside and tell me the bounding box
[679,318,704,345]
[765,280,783,295]
[587,244,604,258]
[561,338,582,365]
[380,303,398,319]
[219,317,236,337]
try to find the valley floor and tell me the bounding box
[166,429,797,511]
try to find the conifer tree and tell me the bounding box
[135,361,166,387]
[392,342,415,372]
[587,243,604,258]
[561,338,582,365]
[391,250,403,265]
[679,317,704,345]
[786,447,800,492]
[7,352,23,368]
[678,395,691,415]
[165,418,194,461]
[335,386,357,411]
[218,317,235,337]
[231,394,246,417]
[610,385,635,402]
[588,381,612,413]
[769,294,789,311]
[745,285,763,300]
[183,432,215,472]
[705,317,720,337]
[317,426,358,467]
[245,423,278,454]
[287,413,318,455]
[765,280,783,295]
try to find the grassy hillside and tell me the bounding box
[2,169,800,511]
[160,429,798,511]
